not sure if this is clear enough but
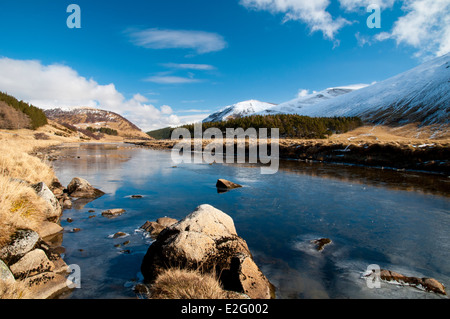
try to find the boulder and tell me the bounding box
[49,178,65,196]
[156,217,178,228]
[0,230,39,263]
[67,177,105,199]
[9,249,55,279]
[23,272,71,299]
[141,204,275,299]
[216,179,242,193]
[379,269,446,295]
[32,182,62,221]
[37,221,63,239]
[102,209,125,218]
[0,259,15,284]
[63,199,73,209]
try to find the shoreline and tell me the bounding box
[125,138,450,176]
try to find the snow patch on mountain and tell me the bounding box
[203,100,276,123]
[259,86,366,116]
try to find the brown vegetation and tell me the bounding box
[0,101,31,130]
[148,268,246,299]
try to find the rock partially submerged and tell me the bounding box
[216,179,242,193]
[67,177,105,199]
[378,269,446,295]
[311,238,332,252]
[141,217,178,238]
[101,209,126,218]
[141,204,275,299]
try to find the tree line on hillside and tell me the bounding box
[0,91,47,129]
[86,126,118,136]
[148,114,363,139]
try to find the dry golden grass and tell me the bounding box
[0,125,70,248]
[149,268,229,299]
[0,173,47,247]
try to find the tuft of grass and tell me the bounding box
[149,268,229,299]
[0,174,46,248]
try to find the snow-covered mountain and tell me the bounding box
[203,53,449,126]
[259,85,365,116]
[203,100,276,123]
[261,53,450,125]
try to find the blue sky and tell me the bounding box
[0,0,448,130]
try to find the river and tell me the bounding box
[51,143,450,299]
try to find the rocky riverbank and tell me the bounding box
[0,171,105,299]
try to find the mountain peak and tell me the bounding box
[203,100,276,123]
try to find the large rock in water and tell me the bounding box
[141,204,275,299]
[67,177,105,199]
[379,269,446,295]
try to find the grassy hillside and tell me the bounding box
[45,107,150,140]
[0,92,47,129]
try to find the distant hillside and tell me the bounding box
[0,92,47,129]
[45,107,151,140]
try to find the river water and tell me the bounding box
[51,143,450,299]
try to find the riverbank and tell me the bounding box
[126,125,450,175]
[0,123,120,299]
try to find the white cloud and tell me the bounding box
[160,105,173,115]
[387,0,450,57]
[127,28,227,54]
[240,0,350,40]
[0,57,188,131]
[144,75,203,84]
[241,0,449,57]
[162,63,216,70]
[348,0,450,58]
[339,0,396,11]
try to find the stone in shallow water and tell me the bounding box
[379,269,446,295]
[311,238,332,252]
[216,179,242,193]
[67,177,105,199]
[101,209,125,218]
